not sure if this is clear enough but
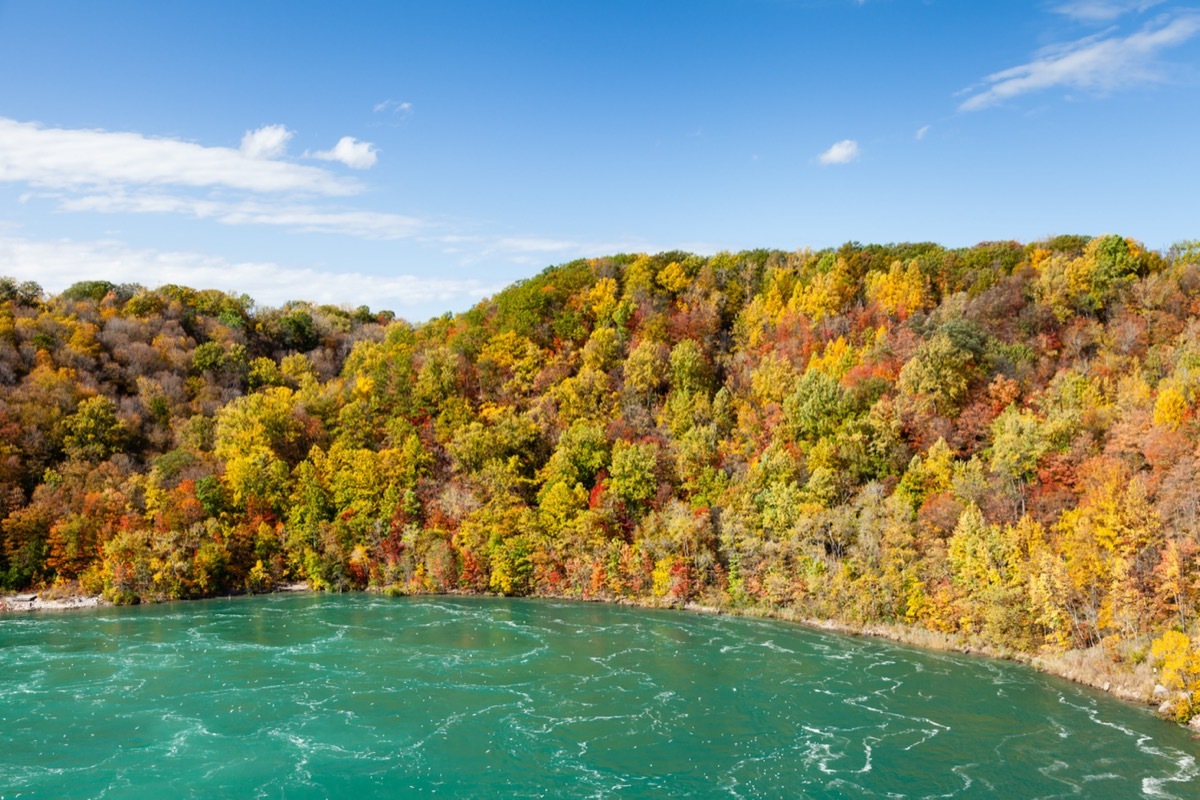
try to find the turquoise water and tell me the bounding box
[1,595,1197,799]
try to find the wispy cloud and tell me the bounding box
[0,117,355,195]
[240,124,293,159]
[915,125,931,141]
[55,192,426,240]
[0,234,496,314]
[442,234,603,265]
[818,139,861,165]
[370,100,414,129]
[490,236,584,254]
[959,12,1200,111]
[1051,1,1165,23]
[459,234,728,267]
[373,99,413,114]
[310,136,378,169]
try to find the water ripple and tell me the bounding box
[2,595,1197,798]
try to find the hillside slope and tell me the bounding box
[3,236,1200,717]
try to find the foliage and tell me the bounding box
[5,234,1200,705]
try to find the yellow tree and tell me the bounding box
[585,277,619,323]
[947,503,1033,639]
[1154,538,1196,630]
[865,259,929,317]
[1152,384,1189,430]
[1057,466,1164,645]
[789,258,855,322]
[214,386,308,513]
[1149,631,1200,721]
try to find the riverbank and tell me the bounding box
[0,582,309,613]
[0,591,109,613]
[699,604,1161,706]
[567,594,1192,727]
[538,592,1163,707]
[3,584,1192,728]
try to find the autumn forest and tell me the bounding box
[4,235,1200,716]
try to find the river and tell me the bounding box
[1,594,1196,798]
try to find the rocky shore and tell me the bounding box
[0,584,312,613]
[0,592,109,613]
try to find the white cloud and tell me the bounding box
[0,117,355,195]
[239,124,293,159]
[0,119,416,241]
[915,125,931,141]
[56,191,427,240]
[311,136,378,169]
[818,139,861,165]
[1052,1,1164,22]
[0,234,495,313]
[959,13,1200,111]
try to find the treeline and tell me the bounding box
[3,236,1200,716]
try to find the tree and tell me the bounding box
[63,396,126,462]
[668,339,711,395]
[0,276,43,305]
[582,326,622,372]
[1153,537,1197,630]
[540,421,609,492]
[1033,234,1146,320]
[865,259,929,317]
[989,405,1047,516]
[1149,631,1200,721]
[898,332,975,415]
[61,281,116,303]
[624,340,670,400]
[609,440,660,512]
[277,307,320,351]
[783,370,846,443]
[215,386,311,512]
[1153,385,1189,430]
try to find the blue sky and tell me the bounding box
[0,0,1197,320]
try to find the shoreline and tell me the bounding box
[619,597,1162,707]
[2,585,1186,726]
[0,592,110,613]
[0,583,309,614]
[684,604,1159,705]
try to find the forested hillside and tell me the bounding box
[4,236,1200,716]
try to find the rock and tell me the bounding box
[1102,682,1110,692]
[1159,700,1174,715]
[1154,684,1170,699]
[1189,715,1200,731]
[13,593,37,602]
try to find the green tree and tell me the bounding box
[609,440,660,511]
[784,370,846,443]
[898,332,975,414]
[989,405,1047,515]
[63,396,125,462]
